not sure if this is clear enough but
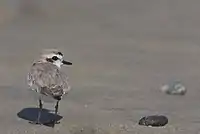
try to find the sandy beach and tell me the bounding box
[0,0,200,133]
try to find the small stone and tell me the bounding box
[138,115,168,127]
[160,80,187,95]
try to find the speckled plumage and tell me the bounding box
[27,62,71,100]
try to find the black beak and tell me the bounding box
[62,60,72,65]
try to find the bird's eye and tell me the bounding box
[52,56,59,61]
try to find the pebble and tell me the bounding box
[160,80,187,95]
[138,115,168,127]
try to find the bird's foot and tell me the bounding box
[43,120,60,127]
[49,119,60,124]
[29,121,42,125]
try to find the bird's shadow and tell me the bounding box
[17,107,63,127]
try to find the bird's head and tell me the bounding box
[41,49,72,68]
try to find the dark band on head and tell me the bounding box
[57,52,63,56]
[46,58,53,63]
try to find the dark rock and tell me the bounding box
[138,115,168,127]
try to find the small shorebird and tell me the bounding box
[27,49,72,125]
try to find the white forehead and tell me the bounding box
[55,54,63,59]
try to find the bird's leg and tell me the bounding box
[37,99,43,123]
[51,100,60,126]
[44,100,61,127]
[30,99,42,125]
[55,100,59,115]
[54,101,60,124]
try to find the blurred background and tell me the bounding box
[1,0,200,133]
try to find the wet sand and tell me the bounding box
[0,0,200,133]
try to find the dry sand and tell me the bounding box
[0,0,200,133]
